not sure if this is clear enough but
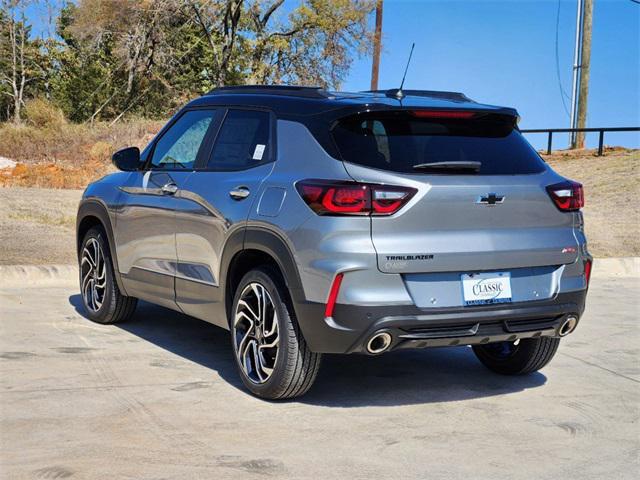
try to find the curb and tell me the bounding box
[0,264,78,288]
[593,257,639,278]
[0,257,638,288]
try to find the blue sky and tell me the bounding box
[23,0,639,149]
[341,0,639,149]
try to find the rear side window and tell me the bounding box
[331,112,546,175]
[206,109,271,171]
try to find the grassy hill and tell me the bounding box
[543,148,639,258]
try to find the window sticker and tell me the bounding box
[252,144,266,161]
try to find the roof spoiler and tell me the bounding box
[334,107,520,126]
[364,89,475,103]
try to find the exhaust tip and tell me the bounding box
[366,332,393,354]
[559,316,578,337]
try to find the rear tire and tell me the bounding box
[230,266,321,399]
[79,227,137,324]
[472,337,560,375]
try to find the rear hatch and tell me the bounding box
[332,110,579,302]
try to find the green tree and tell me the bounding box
[48,2,116,122]
[53,0,219,122]
[15,0,374,123]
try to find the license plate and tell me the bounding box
[462,272,512,305]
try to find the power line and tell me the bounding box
[555,0,571,118]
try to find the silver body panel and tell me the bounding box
[174,163,276,327]
[342,163,580,273]
[403,265,564,309]
[115,171,187,309]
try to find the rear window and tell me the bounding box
[331,111,546,175]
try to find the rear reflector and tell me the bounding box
[324,273,344,318]
[296,180,416,216]
[546,180,584,211]
[411,110,476,119]
[584,259,592,286]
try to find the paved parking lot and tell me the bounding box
[1,270,638,479]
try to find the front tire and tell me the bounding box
[79,227,137,324]
[472,337,560,375]
[230,266,321,399]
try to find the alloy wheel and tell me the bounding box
[233,282,280,384]
[81,238,107,312]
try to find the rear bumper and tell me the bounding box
[293,289,587,354]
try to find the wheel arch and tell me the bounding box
[76,199,128,295]
[221,227,306,326]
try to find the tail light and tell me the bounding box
[546,180,584,211]
[296,180,416,216]
[411,110,476,119]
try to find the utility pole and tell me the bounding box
[569,0,584,147]
[569,0,593,149]
[370,0,383,90]
[575,0,593,149]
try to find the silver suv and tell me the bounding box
[76,85,591,399]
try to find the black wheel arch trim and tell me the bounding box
[76,199,128,296]
[220,226,307,326]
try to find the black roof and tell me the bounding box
[187,85,519,119]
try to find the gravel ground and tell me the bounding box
[0,187,82,265]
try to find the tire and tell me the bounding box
[230,266,321,399]
[472,337,560,375]
[79,226,137,324]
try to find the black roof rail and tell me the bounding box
[364,89,474,103]
[207,85,330,99]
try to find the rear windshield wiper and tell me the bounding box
[412,161,481,173]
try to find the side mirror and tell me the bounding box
[112,147,142,171]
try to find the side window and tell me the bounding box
[367,119,391,164]
[206,109,271,171]
[150,110,216,169]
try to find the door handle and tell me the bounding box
[229,186,250,200]
[161,182,178,195]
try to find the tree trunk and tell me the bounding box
[9,15,20,124]
[216,0,243,86]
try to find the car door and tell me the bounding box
[174,108,276,327]
[116,108,220,309]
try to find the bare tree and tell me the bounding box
[0,1,45,123]
[186,0,374,88]
[187,0,243,86]
[245,0,374,88]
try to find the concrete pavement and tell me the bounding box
[0,269,638,479]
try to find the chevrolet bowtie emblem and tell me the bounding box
[476,193,505,205]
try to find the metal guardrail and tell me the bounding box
[520,127,640,156]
